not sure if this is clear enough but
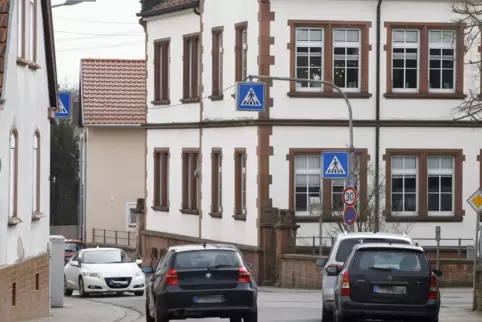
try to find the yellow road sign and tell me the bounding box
[467,189,482,212]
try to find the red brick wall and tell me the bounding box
[0,253,50,322]
[280,254,473,289]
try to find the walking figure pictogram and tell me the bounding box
[241,89,261,106]
[326,156,346,175]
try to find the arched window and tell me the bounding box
[9,130,18,217]
[33,132,40,213]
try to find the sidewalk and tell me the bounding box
[24,297,135,322]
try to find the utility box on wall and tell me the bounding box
[49,235,66,308]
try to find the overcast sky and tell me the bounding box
[51,0,144,88]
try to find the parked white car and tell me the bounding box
[64,247,145,297]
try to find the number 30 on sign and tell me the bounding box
[343,186,357,207]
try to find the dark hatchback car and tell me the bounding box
[333,243,442,322]
[142,244,258,322]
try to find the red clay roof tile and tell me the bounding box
[80,59,146,125]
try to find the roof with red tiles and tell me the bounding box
[80,59,146,125]
[138,0,196,17]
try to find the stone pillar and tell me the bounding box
[273,209,299,286]
[134,198,146,263]
[475,265,482,311]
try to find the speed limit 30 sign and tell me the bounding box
[343,186,358,207]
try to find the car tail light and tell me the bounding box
[340,270,350,297]
[428,272,437,299]
[325,264,343,276]
[165,269,179,285]
[238,267,251,283]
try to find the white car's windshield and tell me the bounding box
[83,249,133,264]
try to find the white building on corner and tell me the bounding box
[0,0,58,320]
[138,0,481,271]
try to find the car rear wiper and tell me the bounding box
[367,266,393,272]
[208,264,233,269]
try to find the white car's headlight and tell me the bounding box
[135,272,142,277]
[83,272,100,278]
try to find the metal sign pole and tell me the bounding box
[473,211,480,311]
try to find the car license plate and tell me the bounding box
[373,285,406,295]
[193,295,225,304]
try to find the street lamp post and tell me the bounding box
[51,0,96,8]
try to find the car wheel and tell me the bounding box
[64,276,73,296]
[322,305,333,322]
[135,291,144,296]
[244,311,258,322]
[78,277,89,298]
[145,300,155,322]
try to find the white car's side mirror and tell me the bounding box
[136,259,142,268]
[71,260,80,267]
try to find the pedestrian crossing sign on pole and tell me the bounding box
[322,151,350,179]
[236,82,265,112]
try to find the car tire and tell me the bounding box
[135,291,144,296]
[322,305,333,322]
[244,311,258,322]
[78,277,89,298]
[145,300,155,322]
[64,276,73,296]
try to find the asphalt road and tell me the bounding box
[73,287,480,322]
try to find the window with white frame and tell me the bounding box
[429,30,455,92]
[32,132,40,213]
[17,0,24,56]
[392,29,419,91]
[241,29,247,80]
[333,28,361,91]
[427,156,453,213]
[295,156,321,213]
[391,156,417,214]
[332,180,346,212]
[28,0,34,62]
[9,131,18,217]
[126,202,137,227]
[295,28,323,91]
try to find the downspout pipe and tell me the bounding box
[193,0,200,15]
[374,0,383,232]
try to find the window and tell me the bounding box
[211,149,222,214]
[294,155,321,213]
[154,39,170,102]
[83,249,133,264]
[295,28,323,91]
[384,149,464,221]
[235,22,248,82]
[32,132,40,213]
[9,130,18,218]
[391,156,417,214]
[174,250,243,269]
[428,30,455,92]
[28,0,35,62]
[182,34,200,100]
[288,21,371,96]
[427,156,454,213]
[128,207,136,227]
[392,29,419,92]
[153,149,169,210]
[182,151,199,212]
[385,23,464,98]
[353,249,429,273]
[211,27,223,98]
[335,238,411,263]
[333,28,361,91]
[234,149,247,216]
[17,0,25,58]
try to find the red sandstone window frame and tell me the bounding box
[234,148,247,220]
[181,33,200,103]
[210,148,223,217]
[17,0,39,69]
[33,130,40,214]
[152,148,169,212]
[234,22,248,83]
[210,26,224,100]
[153,38,170,104]
[9,129,19,219]
[181,149,199,215]
[383,149,465,223]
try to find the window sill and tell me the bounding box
[151,100,170,106]
[180,209,199,216]
[232,214,246,221]
[8,216,22,227]
[28,62,41,70]
[383,92,466,100]
[384,215,463,222]
[16,57,29,66]
[152,205,169,212]
[180,98,200,104]
[209,94,224,101]
[209,212,222,218]
[287,92,372,99]
[32,212,45,221]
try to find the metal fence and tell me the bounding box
[295,235,474,257]
[92,229,137,248]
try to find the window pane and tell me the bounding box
[334,29,345,42]
[392,194,403,211]
[295,156,307,169]
[333,195,343,211]
[346,69,359,88]
[429,69,441,89]
[392,176,404,193]
[441,176,452,192]
[440,157,453,169]
[295,174,306,186]
[405,193,416,212]
[405,176,416,193]
[440,194,452,211]
[442,31,455,44]
[308,174,320,186]
[347,30,359,42]
[347,48,359,66]
[311,56,322,68]
[296,56,308,67]
[429,31,441,43]
[296,29,308,41]
[428,194,440,212]
[393,69,404,88]
[406,31,418,42]
[310,29,322,41]
[295,193,307,211]
[392,157,403,169]
[428,176,440,193]
[428,157,439,169]
[404,157,417,169]
[405,69,417,88]
[441,70,454,89]
[308,156,320,169]
[393,30,405,42]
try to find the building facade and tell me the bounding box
[0,0,58,320]
[79,59,146,245]
[139,0,481,278]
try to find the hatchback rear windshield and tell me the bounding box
[335,238,411,262]
[174,250,243,269]
[352,248,429,273]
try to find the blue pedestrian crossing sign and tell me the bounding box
[236,82,265,112]
[56,91,72,119]
[322,151,349,179]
